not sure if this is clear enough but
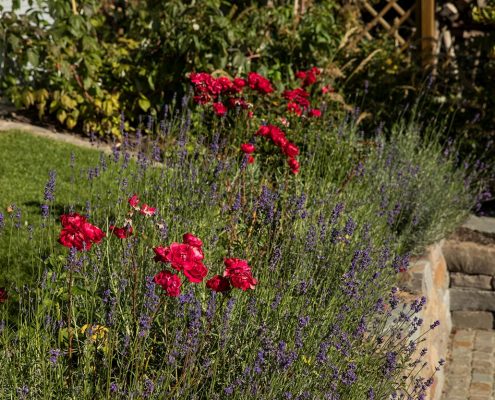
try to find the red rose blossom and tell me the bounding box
[256,125,271,137]
[139,204,156,216]
[288,158,300,174]
[0,287,7,303]
[206,275,231,292]
[233,78,246,91]
[309,109,322,118]
[296,67,320,87]
[182,232,203,248]
[240,143,255,154]
[153,242,204,271]
[248,155,255,164]
[247,72,274,94]
[223,258,257,291]
[283,88,310,109]
[153,270,181,297]
[128,194,140,209]
[283,142,300,158]
[183,261,208,283]
[110,225,133,239]
[58,213,105,251]
[213,102,227,116]
[287,102,302,116]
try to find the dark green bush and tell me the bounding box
[0,0,388,137]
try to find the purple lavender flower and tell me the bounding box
[143,378,154,398]
[232,191,242,212]
[110,382,119,393]
[0,212,4,230]
[49,348,62,366]
[383,351,397,377]
[139,276,160,337]
[269,247,282,271]
[40,204,49,219]
[16,385,29,399]
[430,320,440,330]
[44,170,56,202]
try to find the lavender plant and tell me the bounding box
[0,98,480,399]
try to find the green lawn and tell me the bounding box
[0,130,107,283]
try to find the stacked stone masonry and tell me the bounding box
[444,215,495,330]
[399,241,451,400]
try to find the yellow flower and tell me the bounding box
[80,324,109,342]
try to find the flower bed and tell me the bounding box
[0,71,484,399]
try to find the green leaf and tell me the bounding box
[138,96,151,112]
[26,49,39,67]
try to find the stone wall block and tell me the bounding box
[450,288,495,311]
[443,240,495,275]
[450,273,492,290]
[452,311,494,330]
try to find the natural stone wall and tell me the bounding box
[400,241,451,400]
[443,215,495,330]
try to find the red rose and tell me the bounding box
[80,222,105,243]
[139,204,156,216]
[110,225,133,239]
[296,67,320,87]
[223,258,257,291]
[190,72,214,87]
[128,194,140,209]
[230,273,257,291]
[58,213,105,251]
[233,78,246,91]
[206,275,231,292]
[287,102,302,116]
[240,143,255,154]
[183,261,208,283]
[321,85,334,94]
[59,226,88,250]
[270,129,288,148]
[283,142,299,158]
[309,109,321,118]
[224,257,250,273]
[153,242,204,271]
[248,155,255,164]
[0,287,8,303]
[256,125,271,137]
[210,77,233,95]
[247,72,274,94]
[60,213,87,228]
[295,71,307,80]
[288,158,300,174]
[153,270,181,297]
[283,88,310,108]
[183,232,203,248]
[213,102,227,116]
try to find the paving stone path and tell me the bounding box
[442,329,495,400]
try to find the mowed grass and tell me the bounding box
[0,130,108,284]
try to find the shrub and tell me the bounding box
[0,0,387,137]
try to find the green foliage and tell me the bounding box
[0,0,388,137]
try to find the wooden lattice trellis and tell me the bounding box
[358,0,437,67]
[294,0,437,68]
[360,0,417,49]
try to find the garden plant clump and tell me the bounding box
[0,70,483,399]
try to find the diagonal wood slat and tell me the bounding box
[358,0,417,50]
